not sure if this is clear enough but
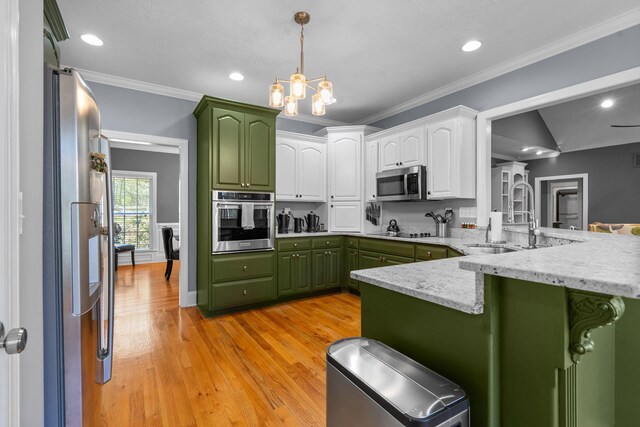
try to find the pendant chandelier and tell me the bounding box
[269,12,335,117]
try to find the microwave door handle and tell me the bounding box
[404,174,409,196]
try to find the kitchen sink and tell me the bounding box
[464,244,519,254]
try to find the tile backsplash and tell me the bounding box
[379,199,477,234]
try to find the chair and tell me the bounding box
[161,227,180,280]
[113,223,135,271]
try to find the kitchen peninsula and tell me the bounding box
[352,227,640,427]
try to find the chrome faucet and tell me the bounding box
[508,181,540,248]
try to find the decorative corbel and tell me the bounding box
[568,290,625,363]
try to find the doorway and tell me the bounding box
[535,174,588,230]
[102,130,191,307]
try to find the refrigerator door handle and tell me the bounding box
[96,133,114,384]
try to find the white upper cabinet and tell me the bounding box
[329,202,361,232]
[425,107,477,199]
[328,133,361,201]
[365,140,379,202]
[379,126,424,171]
[276,134,326,202]
[298,142,325,201]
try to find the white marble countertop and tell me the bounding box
[351,259,484,314]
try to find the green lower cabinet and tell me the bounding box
[359,250,413,269]
[312,249,342,290]
[211,276,275,309]
[277,251,311,296]
[347,249,359,290]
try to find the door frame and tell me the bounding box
[0,0,21,424]
[475,66,640,226]
[534,173,588,230]
[102,130,194,307]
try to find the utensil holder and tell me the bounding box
[436,223,448,237]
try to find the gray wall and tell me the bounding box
[110,148,180,223]
[371,24,640,129]
[526,142,640,224]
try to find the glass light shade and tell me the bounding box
[290,73,306,100]
[284,96,298,117]
[312,93,325,116]
[269,82,285,108]
[318,80,334,105]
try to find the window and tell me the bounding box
[112,171,157,251]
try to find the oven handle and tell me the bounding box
[215,203,273,209]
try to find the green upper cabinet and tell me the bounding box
[245,114,275,191]
[213,109,245,190]
[194,96,279,192]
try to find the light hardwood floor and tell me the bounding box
[94,262,361,426]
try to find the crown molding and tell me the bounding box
[73,67,347,127]
[74,68,203,101]
[276,130,326,143]
[355,7,640,125]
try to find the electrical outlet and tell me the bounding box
[284,207,291,214]
[459,207,477,219]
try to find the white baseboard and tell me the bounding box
[182,291,197,307]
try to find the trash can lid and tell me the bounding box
[327,337,466,422]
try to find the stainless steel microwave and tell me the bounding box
[376,165,428,201]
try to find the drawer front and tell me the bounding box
[345,237,359,249]
[211,277,276,308]
[211,252,275,283]
[359,250,413,268]
[277,238,312,252]
[415,245,448,261]
[359,238,415,259]
[312,236,342,249]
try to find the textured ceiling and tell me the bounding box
[57,0,640,123]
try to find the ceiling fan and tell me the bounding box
[611,124,640,128]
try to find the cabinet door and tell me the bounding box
[298,142,326,201]
[365,140,379,202]
[276,140,298,200]
[296,251,312,292]
[330,202,361,232]
[277,252,295,295]
[379,136,400,171]
[326,249,341,288]
[212,109,244,190]
[358,251,384,270]
[245,114,275,191]
[311,249,326,289]
[399,127,423,167]
[427,119,458,199]
[347,249,359,290]
[329,136,361,201]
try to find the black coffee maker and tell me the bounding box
[306,211,320,232]
[277,210,291,234]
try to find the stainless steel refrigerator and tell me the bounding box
[43,67,114,426]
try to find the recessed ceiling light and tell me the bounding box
[536,150,544,155]
[229,72,245,81]
[521,147,530,152]
[80,34,104,46]
[601,99,614,108]
[461,40,482,52]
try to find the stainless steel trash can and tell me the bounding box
[327,337,469,427]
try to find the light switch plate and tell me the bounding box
[459,207,477,219]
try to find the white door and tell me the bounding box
[379,136,400,171]
[398,127,423,167]
[275,140,298,200]
[1,2,22,423]
[330,202,361,232]
[329,136,361,201]
[298,142,325,201]
[427,119,457,199]
[365,140,379,202]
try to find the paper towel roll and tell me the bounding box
[490,211,503,242]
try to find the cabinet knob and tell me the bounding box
[372,195,376,198]
[427,251,432,257]
[294,243,298,247]
[328,251,332,254]
[331,195,334,199]
[427,191,431,195]
[243,290,248,295]
[247,183,250,187]
[243,266,248,271]
[299,194,302,198]
[382,257,387,262]
[326,241,330,245]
